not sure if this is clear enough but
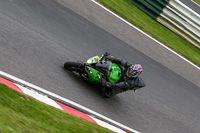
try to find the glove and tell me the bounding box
[105,55,115,61]
[102,78,111,87]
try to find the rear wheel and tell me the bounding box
[64,62,84,73]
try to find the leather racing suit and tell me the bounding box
[101,57,146,98]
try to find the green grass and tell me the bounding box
[97,0,200,67]
[0,84,114,133]
[193,0,200,5]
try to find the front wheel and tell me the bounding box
[64,62,84,73]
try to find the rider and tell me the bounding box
[100,53,146,98]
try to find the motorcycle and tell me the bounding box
[64,52,122,84]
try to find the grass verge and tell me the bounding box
[97,0,200,67]
[0,84,114,133]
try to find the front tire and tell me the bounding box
[64,62,84,72]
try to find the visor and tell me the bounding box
[127,68,138,77]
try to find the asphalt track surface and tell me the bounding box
[0,0,200,133]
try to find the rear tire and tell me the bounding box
[64,62,84,72]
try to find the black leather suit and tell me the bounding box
[101,57,146,98]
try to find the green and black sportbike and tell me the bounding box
[64,52,121,84]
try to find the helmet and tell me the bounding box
[126,64,143,78]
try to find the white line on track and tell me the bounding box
[91,0,200,70]
[191,0,200,7]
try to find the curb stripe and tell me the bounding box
[15,84,63,110]
[0,77,23,93]
[90,116,129,133]
[55,100,98,124]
